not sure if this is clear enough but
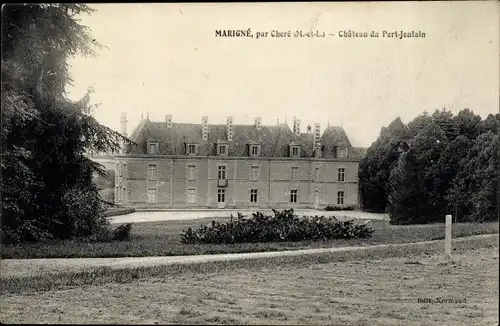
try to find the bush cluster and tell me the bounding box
[324,206,356,211]
[180,209,374,244]
[77,223,133,243]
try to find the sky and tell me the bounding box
[67,2,499,147]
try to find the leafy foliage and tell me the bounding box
[359,117,412,212]
[180,209,374,244]
[1,4,130,244]
[447,132,499,222]
[360,107,499,224]
[112,223,133,241]
[387,151,429,224]
[324,206,355,211]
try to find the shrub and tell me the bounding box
[112,223,133,241]
[324,206,356,211]
[180,209,374,244]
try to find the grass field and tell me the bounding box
[1,243,498,325]
[2,217,498,259]
[1,233,498,292]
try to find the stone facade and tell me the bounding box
[112,115,366,209]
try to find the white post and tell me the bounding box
[445,214,452,259]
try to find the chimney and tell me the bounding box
[254,117,261,130]
[166,114,172,128]
[314,123,321,144]
[293,117,301,136]
[202,116,208,140]
[226,116,233,141]
[120,112,128,137]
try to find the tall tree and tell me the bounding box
[437,136,472,217]
[431,108,459,141]
[359,117,411,212]
[480,113,500,135]
[447,132,499,222]
[407,110,432,137]
[387,149,428,224]
[453,108,483,141]
[408,122,447,222]
[1,4,128,243]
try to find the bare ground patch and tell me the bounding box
[1,247,498,325]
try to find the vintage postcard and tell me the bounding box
[1,2,499,325]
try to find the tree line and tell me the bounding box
[359,109,499,224]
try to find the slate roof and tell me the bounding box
[350,147,368,160]
[321,126,352,159]
[126,119,364,160]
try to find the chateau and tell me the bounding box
[112,113,366,209]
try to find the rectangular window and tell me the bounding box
[250,189,258,203]
[315,167,320,181]
[148,164,157,179]
[187,164,196,180]
[338,168,345,182]
[217,188,225,203]
[250,165,259,181]
[219,145,227,155]
[148,143,158,155]
[290,189,298,203]
[122,187,126,201]
[337,191,345,205]
[291,167,299,180]
[147,189,156,203]
[188,144,196,154]
[251,145,259,156]
[218,165,226,180]
[292,147,299,156]
[187,188,197,204]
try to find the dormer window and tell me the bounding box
[217,141,228,157]
[314,142,323,158]
[337,146,348,158]
[289,143,301,157]
[186,142,199,155]
[147,140,159,155]
[248,144,261,157]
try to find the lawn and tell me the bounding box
[1,216,498,259]
[1,245,498,325]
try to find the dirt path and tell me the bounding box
[1,246,498,325]
[2,234,497,278]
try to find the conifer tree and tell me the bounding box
[1,4,128,243]
[387,149,428,224]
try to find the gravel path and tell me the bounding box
[110,209,386,224]
[2,234,497,278]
